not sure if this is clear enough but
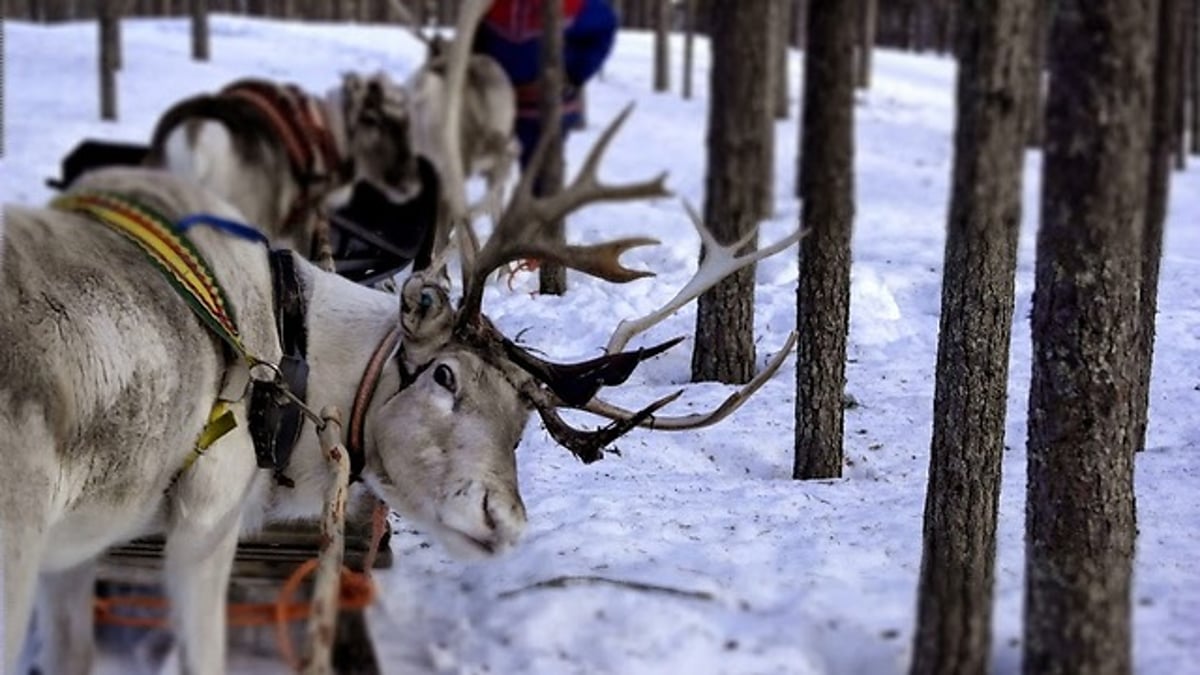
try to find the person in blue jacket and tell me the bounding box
[472,0,619,170]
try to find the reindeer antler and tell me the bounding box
[438,0,492,227]
[606,200,806,354]
[456,103,671,326]
[424,8,794,461]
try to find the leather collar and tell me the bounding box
[347,325,404,483]
[248,250,310,487]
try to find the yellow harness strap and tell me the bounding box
[53,192,264,487]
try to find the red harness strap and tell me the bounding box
[221,80,346,259]
[222,81,342,194]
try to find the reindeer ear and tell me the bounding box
[398,273,454,368]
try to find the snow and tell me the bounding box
[2,15,1198,675]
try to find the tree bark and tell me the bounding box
[1023,1,1152,673]
[536,0,567,295]
[44,0,69,21]
[653,0,669,92]
[773,0,791,117]
[1132,0,1183,456]
[908,2,1033,673]
[793,0,855,479]
[934,0,957,55]
[190,0,209,61]
[856,0,877,89]
[99,0,120,120]
[1193,0,1200,154]
[1175,0,1191,170]
[1025,0,1049,147]
[682,0,695,99]
[791,0,807,49]
[691,0,773,384]
[0,16,5,156]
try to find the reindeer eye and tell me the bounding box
[419,289,434,308]
[433,364,456,393]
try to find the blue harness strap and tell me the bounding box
[176,213,271,244]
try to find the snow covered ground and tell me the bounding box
[2,15,1197,675]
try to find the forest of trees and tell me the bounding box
[6,2,1196,673]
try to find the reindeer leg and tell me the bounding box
[162,510,241,675]
[1,421,55,675]
[161,431,257,675]
[3,515,48,675]
[31,560,97,675]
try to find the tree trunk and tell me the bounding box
[856,0,877,88]
[773,0,791,118]
[908,1,1033,673]
[653,0,670,92]
[113,1,124,70]
[1023,1,1152,673]
[1175,1,1191,170]
[1132,0,1184,457]
[691,0,773,385]
[44,0,69,21]
[190,0,209,61]
[935,0,957,55]
[536,0,567,296]
[793,0,855,479]
[99,0,120,120]
[1193,0,1200,154]
[1025,0,1049,147]
[0,16,5,156]
[682,0,695,99]
[791,0,807,49]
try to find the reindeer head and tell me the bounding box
[346,101,800,559]
[341,71,422,203]
[346,0,801,559]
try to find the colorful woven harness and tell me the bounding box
[221,79,345,243]
[54,191,258,363]
[53,191,271,486]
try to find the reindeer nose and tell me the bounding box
[440,481,526,556]
[483,489,527,546]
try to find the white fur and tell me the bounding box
[405,52,519,226]
[2,168,529,674]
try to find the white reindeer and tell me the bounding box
[4,4,802,671]
[392,0,520,256]
[2,121,798,674]
[146,70,424,265]
[1,167,533,675]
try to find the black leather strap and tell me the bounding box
[248,250,310,488]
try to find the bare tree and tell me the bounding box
[1025,1,1049,147]
[1133,0,1185,456]
[772,0,791,118]
[653,0,669,92]
[536,0,567,295]
[1175,0,1191,170]
[793,0,855,479]
[792,0,807,49]
[691,0,773,384]
[99,0,120,120]
[908,1,1033,673]
[190,0,208,61]
[682,0,695,99]
[1193,0,1200,155]
[1024,0,1152,672]
[856,0,877,88]
[1,16,5,157]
